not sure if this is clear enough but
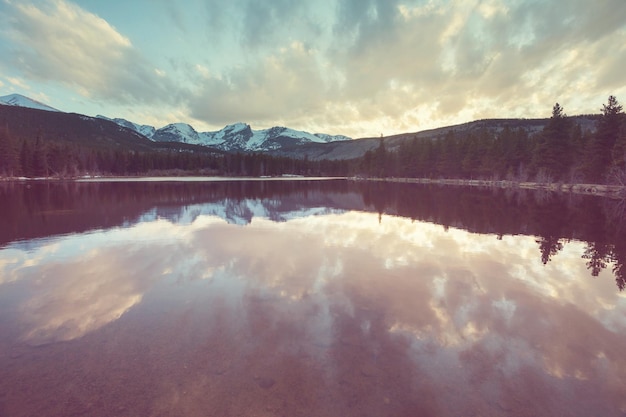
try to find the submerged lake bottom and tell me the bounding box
[1,178,625,416]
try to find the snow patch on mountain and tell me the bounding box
[96,110,354,152]
[0,93,60,112]
[129,119,352,152]
[200,123,253,148]
[314,133,352,143]
[97,115,156,138]
[0,93,351,150]
[152,123,202,144]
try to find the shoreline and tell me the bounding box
[0,175,348,183]
[2,175,625,198]
[353,177,626,198]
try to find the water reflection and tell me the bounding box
[0,180,625,416]
[1,180,625,290]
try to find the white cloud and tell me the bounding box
[3,0,179,105]
[194,64,210,79]
[316,0,626,135]
[1,0,625,136]
[188,42,333,126]
[6,76,30,90]
[184,0,626,136]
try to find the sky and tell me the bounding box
[0,0,625,138]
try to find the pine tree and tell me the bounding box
[32,135,49,177]
[20,140,33,177]
[608,98,626,182]
[533,103,571,181]
[585,96,624,183]
[374,139,388,177]
[0,126,20,177]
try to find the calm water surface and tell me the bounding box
[1,179,625,416]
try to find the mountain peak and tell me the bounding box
[0,93,60,112]
[152,122,201,144]
[224,122,249,130]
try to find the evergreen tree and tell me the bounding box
[374,139,388,177]
[32,135,49,177]
[0,126,20,177]
[20,140,33,177]
[533,103,571,181]
[608,98,626,182]
[437,131,461,177]
[585,96,624,182]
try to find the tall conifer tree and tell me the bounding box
[585,96,623,182]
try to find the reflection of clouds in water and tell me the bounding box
[0,248,25,285]
[17,242,176,345]
[1,208,625,406]
[5,219,214,345]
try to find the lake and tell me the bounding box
[1,178,625,416]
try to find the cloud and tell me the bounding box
[2,0,179,105]
[185,0,624,134]
[187,42,333,125]
[201,0,322,50]
[239,0,307,48]
[3,205,626,412]
[318,0,626,134]
[161,0,188,34]
[2,0,625,136]
[189,0,625,135]
[6,76,30,90]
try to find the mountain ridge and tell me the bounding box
[1,92,353,153]
[0,93,602,161]
[95,116,353,152]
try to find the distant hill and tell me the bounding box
[1,93,353,154]
[1,93,602,161]
[0,93,60,112]
[271,116,600,160]
[0,104,219,154]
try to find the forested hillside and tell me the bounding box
[361,96,626,185]
[1,96,625,184]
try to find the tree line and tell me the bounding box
[1,96,625,184]
[0,130,349,178]
[360,96,626,184]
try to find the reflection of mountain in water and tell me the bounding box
[1,179,625,289]
[0,180,357,245]
[149,199,345,226]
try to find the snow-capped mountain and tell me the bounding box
[314,133,352,143]
[187,123,352,152]
[2,92,353,153]
[152,123,202,144]
[96,115,156,138]
[104,118,353,152]
[0,93,60,112]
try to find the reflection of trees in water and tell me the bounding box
[582,242,626,291]
[613,250,626,291]
[603,197,626,231]
[574,196,626,291]
[582,222,626,290]
[2,180,625,290]
[536,236,564,265]
[582,242,612,277]
[358,183,626,291]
